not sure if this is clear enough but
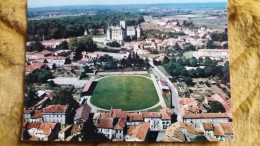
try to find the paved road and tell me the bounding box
[149,60,180,116]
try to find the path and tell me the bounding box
[85,95,162,112]
[150,74,167,108]
[149,59,180,117]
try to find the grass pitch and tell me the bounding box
[90,76,159,111]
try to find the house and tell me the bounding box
[113,118,127,140]
[43,105,68,125]
[71,124,84,136]
[58,125,73,141]
[95,116,114,139]
[37,56,66,67]
[182,113,230,127]
[23,109,34,122]
[201,122,214,136]
[126,113,143,126]
[81,77,95,96]
[213,124,225,141]
[74,106,90,125]
[25,63,46,74]
[126,122,150,141]
[36,90,46,98]
[141,112,162,131]
[34,123,61,141]
[158,80,170,93]
[162,122,199,142]
[30,110,43,123]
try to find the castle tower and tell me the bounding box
[120,21,126,30]
[106,27,111,40]
[136,24,141,38]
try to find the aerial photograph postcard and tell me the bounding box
[22,0,233,142]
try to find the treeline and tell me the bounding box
[158,56,230,84]
[94,53,149,71]
[142,29,186,40]
[27,11,144,41]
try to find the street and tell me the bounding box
[149,60,180,115]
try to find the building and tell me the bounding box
[74,106,90,125]
[33,123,60,141]
[23,109,34,122]
[30,110,43,123]
[197,49,229,58]
[162,122,200,142]
[43,105,68,125]
[158,80,170,93]
[47,77,86,88]
[107,21,141,44]
[126,122,150,141]
[58,125,73,141]
[182,113,230,126]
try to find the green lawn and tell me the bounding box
[90,76,159,111]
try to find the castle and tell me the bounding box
[106,21,141,44]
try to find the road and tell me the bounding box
[149,60,180,116]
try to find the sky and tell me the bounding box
[28,0,226,8]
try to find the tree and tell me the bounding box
[48,80,55,89]
[27,41,45,52]
[43,59,48,63]
[181,69,189,77]
[106,41,121,47]
[204,66,213,77]
[162,56,170,65]
[83,66,92,73]
[64,58,72,64]
[51,88,79,108]
[208,101,226,113]
[56,41,69,50]
[190,57,197,67]
[194,135,208,142]
[184,77,194,86]
[204,57,212,66]
[184,45,196,51]
[80,72,88,79]
[52,63,56,70]
[189,69,196,78]
[198,57,204,65]
[176,58,184,65]
[184,58,190,66]
[24,89,36,107]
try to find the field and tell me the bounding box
[90,76,159,111]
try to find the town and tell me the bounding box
[22,2,233,142]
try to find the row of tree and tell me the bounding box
[160,56,230,84]
[27,10,144,41]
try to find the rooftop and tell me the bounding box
[74,106,90,121]
[183,113,229,119]
[43,105,67,113]
[127,122,150,141]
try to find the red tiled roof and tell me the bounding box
[95,117,113,129]
[31,110,43,119]
[128,122,150,141]
[160,112,171,120]
[38,123,57,135]
[27,122,41,129]
[127,113,143,122]
[183,113,229,119]
[23,122,28,128]
[220,122,233,135]
[82,77,95,92]
[43,105,67,113]
[111,109,128,119]
[25,63,45,72]
[213,124,224,136]
[114,118,126,130]
[141,112,161,118]
[38,56,66,60]
[202,122,213,130]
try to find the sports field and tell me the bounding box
[90,76,159,111]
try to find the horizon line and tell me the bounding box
[28,2,227,8]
